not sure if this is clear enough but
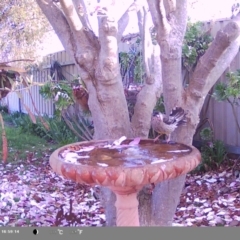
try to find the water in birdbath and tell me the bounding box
[50,136,201,226]
[58,136,192,168]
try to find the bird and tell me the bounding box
[151,107,187,142]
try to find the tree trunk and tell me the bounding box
[36,0,240,227]
[151,175,186,225]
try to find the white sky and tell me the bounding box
[189,0,237,21]
[38,0,239,56]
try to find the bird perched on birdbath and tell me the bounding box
[151,107,187,142]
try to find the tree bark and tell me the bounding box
[36,0,240,226]
[145,0,188,226]
[37,0,131,140]
[131,4,162,138]
[146,0,240,226]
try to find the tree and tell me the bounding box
[36,0,240,226]
[0,0,50,63]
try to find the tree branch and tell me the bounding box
[37,0,99,83]
[187,19,240,103]
[136,2,144,39]
[73,0,94,31]
[36,0,76,56]
[59,0,99,49]
[117,8,130,42]
[146,0,159,28]
[147,0,171,39]
[165,0,176,14]
[117,0,146,44]
[173,0,188,40]
[159,0,171,37]
[0,59,34,64]
[95,16,119,84]
[131,7,162,137]
[60,0,83,31]
[182,18,240,134]
[130,45,162,137]
[142,6,153,83]
[148,0,187,114]
[136,3,158,82]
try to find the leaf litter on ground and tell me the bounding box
[0,153,239,227]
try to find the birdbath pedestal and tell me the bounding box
[49,138,201,226]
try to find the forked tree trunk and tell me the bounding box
[144,0,240,226]
[37,0,240,226]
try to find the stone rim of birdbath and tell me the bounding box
[49,138,201,226]
[50,138,201,188]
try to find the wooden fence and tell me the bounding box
[198,19,240,148]
[2,51,78,117]
[2,19,240,148]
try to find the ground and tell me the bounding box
[0,154,239,227]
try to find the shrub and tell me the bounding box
[11,113,47,138]
[43,116,78,145]
[195,127,227,172]
[213,70,240,133]
[9,113,78,145]
[0,105,9,113]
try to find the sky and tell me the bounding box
[38,0,239,57]
[189,0,237,21]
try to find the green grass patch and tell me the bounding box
[0,111,80,164]
[0,125,59,163]
[1,111,78,145]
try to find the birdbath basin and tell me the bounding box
[49,137,201,226]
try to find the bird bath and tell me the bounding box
[49,137,201,226]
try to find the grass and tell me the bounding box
[0,110,79,164]
[0,121,59,163]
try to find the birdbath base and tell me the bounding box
[49,137,201,226]
[111,187,141,226]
